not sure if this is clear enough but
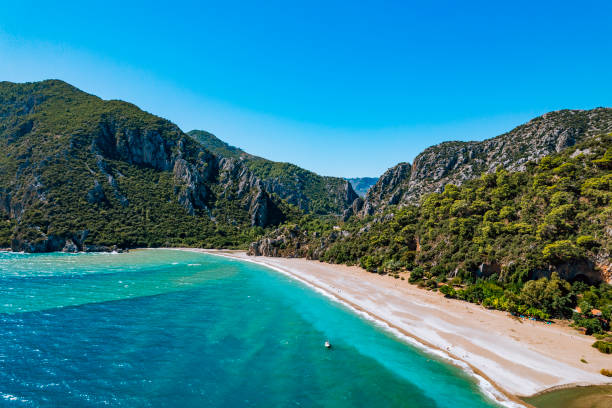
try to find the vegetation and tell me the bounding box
[256,134,612,334]
[0,80,302,250]
[592,340,612,354]
[188,130,356,215]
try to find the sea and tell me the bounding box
[0,249,507,407]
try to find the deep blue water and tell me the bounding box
[0,249,501,407]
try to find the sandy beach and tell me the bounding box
[176,249,611,404]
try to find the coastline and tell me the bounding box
[173,248,611,406]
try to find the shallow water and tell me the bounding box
[0,249,503,407]
[525,385,612,408]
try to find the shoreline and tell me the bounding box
[192,250,526,408]
[172,248,611,407]
[5,247,609,406]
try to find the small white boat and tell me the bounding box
[324,340,331,348]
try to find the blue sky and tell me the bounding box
[1,1,611,177]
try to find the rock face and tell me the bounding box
[247,224,352,259]
[0,80,295,252]
[216,157,284,227]
[93,115,217,215]
[247,225,310,258]
[188,130,359,215]
[361,163,412,216]
[361,108,612,215]
[9,229,118,253]
[172,158,210,215]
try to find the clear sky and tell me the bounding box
[1,1,611,177]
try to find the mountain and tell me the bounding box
[0,80,300,252]
[360,109,612,215]
[188,130,358,215]
[249,133,612,326]
[346,177,378,197]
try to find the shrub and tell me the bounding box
[592,148,612,168]
[439,285,456,298]
[409,267,425,283]
[576,235,599,249]
[360,255,381,272]
[601,369,612,377]
[498,206,516,220]
[542,240,583,264]
[519,273,572,317]
[592,340,612,354]
[425,279,437,289]
[574,316,608,335]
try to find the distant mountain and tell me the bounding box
[0,80,299,252]
[360,108,612,215]
[346,177,378,197]
[188,130,358,216]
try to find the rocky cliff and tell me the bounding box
[361,108,612,215]
[188,130,359,215]
[0,80,291,251]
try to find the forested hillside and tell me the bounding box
[250,134,612,331]
[0,80,300,251]
[361,109,612,215]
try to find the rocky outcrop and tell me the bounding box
[86,180,107,204]
[216,157,284,227]
[9,228,124,253]
[361,163,411,216]
[248,225,307,257]
[62,239,79,252]
[93,116,218,213]
[247,224,351,259]
[11,234,66,253]
[94,118,178,171]
[342,196,364,220]
[188,130,360,216]
[173,158,210,215]
[361,108,612,215]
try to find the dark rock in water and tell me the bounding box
[10,227,123,253]
[11,234,65,253]
[111,245,128,253]
[84,244,112,252]
[62,239,79,253]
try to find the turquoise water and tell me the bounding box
[0,249,502,407]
